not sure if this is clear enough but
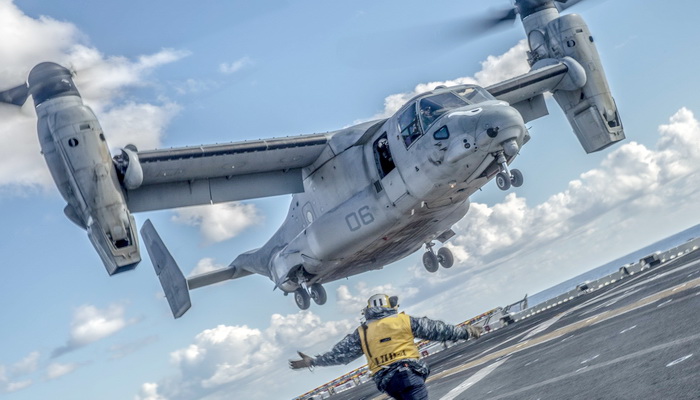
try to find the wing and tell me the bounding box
[125,133,329,212]
[485,61,569,123]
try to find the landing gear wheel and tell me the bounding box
[437,247,454,268]
[510,169,524,188]
[294,288,310,310]
[309,283,327,305]
[496,172,511,190]
[423,251,439,273]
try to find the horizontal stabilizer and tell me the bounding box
[188,267,253,290]
[141,219,191,318]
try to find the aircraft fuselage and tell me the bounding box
[246,86,528,292]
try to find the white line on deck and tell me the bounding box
[438,356,510,400]
[666,354,693,367]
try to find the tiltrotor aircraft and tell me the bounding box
[1,0,624,318]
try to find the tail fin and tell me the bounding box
[140,219,191,318]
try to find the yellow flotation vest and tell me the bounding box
[358,313,421,375]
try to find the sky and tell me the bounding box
[1,0,700,399]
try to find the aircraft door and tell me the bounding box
[373,133,408,205]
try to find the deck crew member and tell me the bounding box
[289,294,483,400]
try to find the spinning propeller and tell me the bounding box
[475,0,597,34]
[0,62,79,107]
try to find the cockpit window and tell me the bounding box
[419,92,468,132]
[398,103,422,148]
[453,86,495,104]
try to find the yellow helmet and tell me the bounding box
[367,293,399,309]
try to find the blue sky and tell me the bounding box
[2,0,700,399]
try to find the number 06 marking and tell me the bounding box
[345,206,374,231]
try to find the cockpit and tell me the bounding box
[398,85,495,148]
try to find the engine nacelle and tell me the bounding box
[525,11,625,153]
[36,94,142,275]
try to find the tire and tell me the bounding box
[294,288,311,310]
[496,172,511,190]
[510,169,524,187]
[423,252,439,273]
[437,247,454,268]
[309,283,327,305]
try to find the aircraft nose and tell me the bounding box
[474,105,526,153]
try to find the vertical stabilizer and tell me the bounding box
[141,219,191,318]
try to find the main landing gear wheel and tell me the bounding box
[423,251,439,273]
[294,288,310,310]
[496,172,511,190]
[510,169,524,188]
[437,247,454,268]
[309,283,327,305]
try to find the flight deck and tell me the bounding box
[323,247,700,400]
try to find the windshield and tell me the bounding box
[453,86,495,104]
[419,92,467,132]
[398,102,422,148]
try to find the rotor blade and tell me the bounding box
[0,84,29,106]
[336,11,521,70]
[477,7,519,32]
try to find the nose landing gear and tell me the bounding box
[294,283,327,310]
[422,242,454,272]
[494,152,523,191]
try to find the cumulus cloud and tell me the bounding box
[335,282,419,314]
[149,312,353,400]
[45,362,78,380]
[171,202,264,244]
[0,352,41,393]
[189,258,226,276]
[5,380,32,393]
[219,56,253,74]
[10,351,39,376]
[450,108,700,268]
[52,304,135,358]
[99,101,181,152]
[0,361,31,392]
[368,40,529,120]
[0,1,186,191]
[135,383,168,400]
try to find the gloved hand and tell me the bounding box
[289,351,315,370]
[466,325,483,339]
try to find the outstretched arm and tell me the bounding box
[289,330,364,370]
[410,316,482,342]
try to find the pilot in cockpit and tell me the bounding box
[420,105,437,128]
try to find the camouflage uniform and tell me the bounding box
[312,307,474,393]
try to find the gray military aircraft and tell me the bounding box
[1,0,624,317]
